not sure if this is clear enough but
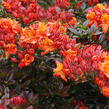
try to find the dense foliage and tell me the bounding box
[0,0,109,109]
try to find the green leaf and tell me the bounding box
[99,34,106,43]
[69,27,80,35]
[94,31,103,35]
[81,2,86,9]
[90,23,97,33]
[83,20,89,27]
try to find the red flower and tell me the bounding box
[107,36,109,41]
[28,48,34,55]
[17,52,23,59]
[18,61,25,69]
[73,1,82,9]
[94,77,105,87]
[1,1,11,10]
[0,41,5,48]
[24,18,30,24]
[18,54,34,68]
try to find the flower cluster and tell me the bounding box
[1,16,109,99]
[54,0,70,9]
[1,0,109,108]
[0,18,20,59]
[19,21,68,55]
[0,18,20,44]
[0,17,77,68]
[94,55,109,98]
[2,0,74,24]
[0,96,25,109]
[53,44,106,82]
[87,0,99,6]
[87,3,109,33]
[53,43,109,98]
[1,0,37,20]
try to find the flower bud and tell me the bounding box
[11,57,19,63]
[10,96,26,107]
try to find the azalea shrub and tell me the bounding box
[0,0,109,109]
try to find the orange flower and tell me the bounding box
[100,13,109,33]
[38,38,57,56]
[20,27,38,44]
[64,49,77,57]
[100,56,109,78]
[4,43,17,59]
[23,54,34,66]
[79,106,88,109]
[87,12,96,26]
[20,22,47,44]
[101,86,109,98]
[62,23,68,30]
[63,49,77,63]
[47,21,67,33]
[53,61,67,82]
[96,3,105,10]
[0,18,20,34]
[38,22,47,34]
